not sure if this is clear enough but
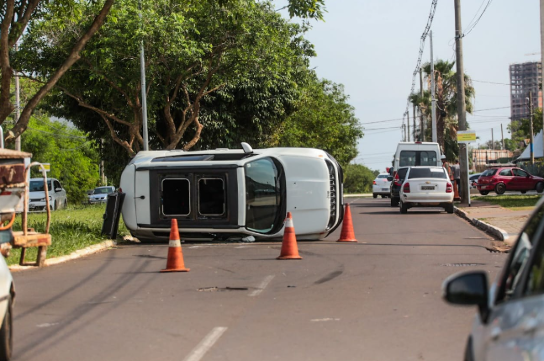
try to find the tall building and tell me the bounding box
[509,61,542,124]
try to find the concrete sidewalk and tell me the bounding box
[455,199,534,251]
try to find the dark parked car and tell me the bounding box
[469,173,482,189]
[389,166,409,207]
[443,196,544,361]
[477,166,544,195]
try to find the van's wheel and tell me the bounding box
[399,201,408,214]
[445,203,454,214]
[0,294,13,361]
[495,183,506,195]
[536,182,544,193]
[372,194,377,199]
[391,197,399,207]
[479,191,489,195]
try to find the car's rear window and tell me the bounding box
[408,168,447,179]
[481,169,498,177]
[377,175,388,178]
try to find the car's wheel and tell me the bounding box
[495,183,506,195]
[0,294,13,361]
[445,203,454,214]
[521,190,527,194]
[63,200,67,209]
[536,182,544,193]
[390,197,399,207]
[373,194,377,199]
[479,190,489,195]
[50,200,56,211]
[399,201,408,214]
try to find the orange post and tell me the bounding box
[161,219,190,272]
[277,212,302,260]
[453,182,461,201]
[337,203,357,242]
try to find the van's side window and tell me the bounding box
[399,151,438,167]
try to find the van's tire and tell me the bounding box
[495,183,506,195]
[463,337,474,361]
[536,182,544,193]
[445,203,454,214]
[373,194,377,199]
[0,295,13,361]
[391,197,399,207]
[399,201,408,214]
[479,190,489,195]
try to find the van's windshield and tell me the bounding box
[399,151,438,167]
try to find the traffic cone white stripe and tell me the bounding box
[285,217,294,228]
[169,239,181,247]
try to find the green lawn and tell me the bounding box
[472,195,542,209]
[6,204,129,266]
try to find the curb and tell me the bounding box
[454,206,510,242]
[8,240,117,272]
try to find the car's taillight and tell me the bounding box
[373,180,377,185]
[403,182,410,193]
[446,183,453,193]
[394,172,402,186]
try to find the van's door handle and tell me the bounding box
[522,318,538,335]
[490,326,502,341]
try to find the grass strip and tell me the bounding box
[6,204,129,266]
[472,195,542,209]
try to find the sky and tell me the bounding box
[277,0,541,172]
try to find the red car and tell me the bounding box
[476,166,544,195]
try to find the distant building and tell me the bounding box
[509,61,542,124]
[472,149,514,172]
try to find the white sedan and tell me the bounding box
[0,253,13,360]
[372,173,391,198]
[399,166,454,214]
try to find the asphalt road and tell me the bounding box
[11,197,507,361]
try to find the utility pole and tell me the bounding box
[491,129,494,150]
[407,111,411,142]
[420,69,425,141]
[530,90,535,165]
[501,124,505,150]
[14,43,20,151]
[454,0,469,203]
[430,31,437,143]
[413,103,417,142]
[139,0,149,151]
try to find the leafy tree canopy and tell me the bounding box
[21,116,100,204]
[343,164,377,194]
[273,76,363,168]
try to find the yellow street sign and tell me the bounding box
[42,163,50,172]
[457,131,476,143]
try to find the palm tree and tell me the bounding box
[409,60,475,158]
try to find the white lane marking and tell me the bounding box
[249,275,275,297]
[310,318,340,322]
[183,327,228,361]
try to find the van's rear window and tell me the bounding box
[399,151,438,167]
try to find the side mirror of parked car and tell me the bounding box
[387,176,393,182]
[442,270,490,323]
[55,187,62,192]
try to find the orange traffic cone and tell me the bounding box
[161,219,190,272]
[453,181,461,201]
[277,212,302,260]
[337,203,357,242]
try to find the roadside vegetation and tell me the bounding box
[6,205,128,266]
[472,195,541,210]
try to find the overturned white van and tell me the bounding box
[119,144,344,242]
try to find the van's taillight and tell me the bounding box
[403,182,410,193]
[394,172,402,186]
[446,183,453,193]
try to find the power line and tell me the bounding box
[360,117,405,125]
[403,0,438,129]
[472,79,510,86]
[463,0,493,37]
[472,106,510,112]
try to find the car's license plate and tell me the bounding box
[421,186,435,190]
[481,186,487,189]
[382,188,389,191]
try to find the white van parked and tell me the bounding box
[391,141,442,173]
[119,143,344,242]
